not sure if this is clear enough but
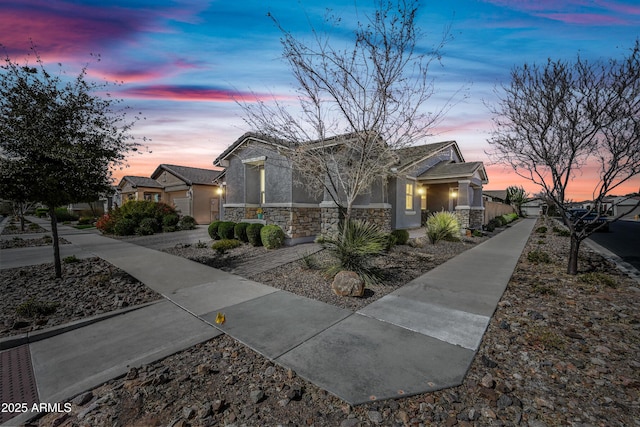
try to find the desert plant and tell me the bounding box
[536,226,548,234]
[63,255,80,263]
[234,222,251,242]
[16,298,59,318]
[211,239,242,255]
[261,224,286,249]
[247,223,264,246]
[425,211,461,244]
[217,221,236,239]
[578,272,617,289]
[298,251,319,269]
[28,222,40,230]
[321,219,387,285]
[195,240,207,249]
[391,229,410,245]
[527,249,551,264]
[179,215,197,230]
[208,220,222,239]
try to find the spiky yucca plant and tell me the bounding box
[425,211,461,244]
[321,219,387,285]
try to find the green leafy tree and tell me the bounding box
[488,41,640,275]
[0,47,141,277]
[505,185,528,217]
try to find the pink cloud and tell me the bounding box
[0,0,163,61]
[534,12,626,25]
[121,85,293,102]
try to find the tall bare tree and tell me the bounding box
[488,41,640,275]
[240,0,459,219]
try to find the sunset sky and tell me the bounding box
[2,0,639,200]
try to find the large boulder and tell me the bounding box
[331,271,365,297]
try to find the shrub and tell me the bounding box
[35,207,48,218]
[78,216,93,225]
[385,233,398,251]
[113,218,137,236]
[261,224,286,249]
[536,226,548,234]
[16,298,59,318]
[472,229,484,237]
[211,239,242,255]
[63,255,80,263]
[119,200,176,227]
[217,221,236,239]
[234,222,251,242]
[54,207,78,222]
[299,251,319,269]
[179,215,197,230]
[527,249,551,264]
[321,219,387,285]
[578,272,617,289]
[502,213,518,224]
[28,222,41,230]
[163,214,180,228]
[425,211,460,244]
[208,221,222,239]
[247,223,264,246]
[391,229,410,245]
[136,217,158,235]
[556,228,571,237]
[485,218,501,232]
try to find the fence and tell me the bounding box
[484,201,515,224]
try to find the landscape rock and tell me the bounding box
[331,271,365,297]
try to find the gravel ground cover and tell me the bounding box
[23,218,640,427]
[0,257,162,338]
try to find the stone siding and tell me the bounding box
[223,206,321,238]
[321,206,392,236]
[455,207,484,230]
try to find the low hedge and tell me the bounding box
[208,221,222,239]
[212,239,242,254]
[391,229,410,245]
[179,215,197,230]
[234,222,251,242]
[247,223,264,246]
[217,221,236,239]
[260,224,285,249]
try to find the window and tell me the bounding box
[259,166,265,204]
[405,182,414,210]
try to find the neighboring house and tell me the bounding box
[604,196,640,220]
[520,198,547,217]
[68,187,120,216]
[214,132,488,243]
[116,165,224,224]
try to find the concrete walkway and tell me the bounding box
[2,217,536,425]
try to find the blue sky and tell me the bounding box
[2,0,639,198]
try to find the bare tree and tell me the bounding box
[239,0,459,219]
[488,41,640,275]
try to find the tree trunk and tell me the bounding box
[19,203,25,231]
[49,206,62,278]
[567,233,580,275]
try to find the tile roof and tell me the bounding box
[418,161,485,180]
[393,141,456,171]
[120,176,163,188]
[153,164,223,185]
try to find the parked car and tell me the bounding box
[565,208,609,232]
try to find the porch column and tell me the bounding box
[455,180,471,208]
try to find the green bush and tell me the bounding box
[136,217,158,235]
[485,218,501,232]
[425,211,460,244]
[536,226,548,234]
[261,224,286,249]
[247,223,264,246]
[35,207,48,218]
[321,219,387,285]
[163,214,180,228]
[502,213,518,224]
[211,239,242,254]
[113,218,137,236]
[578,272,617,289]
[28,222,41,230]
[179,215,197,230]
[63,255,80,264]
[391,229,410,245]
[234,222,251,242]
[16,298,59,318]
[527,249,551,264]
[554,227,571,237]
[78,216,93,225]
[217,221,236,239]
[208,221,222,239]
[54,207,78,222]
